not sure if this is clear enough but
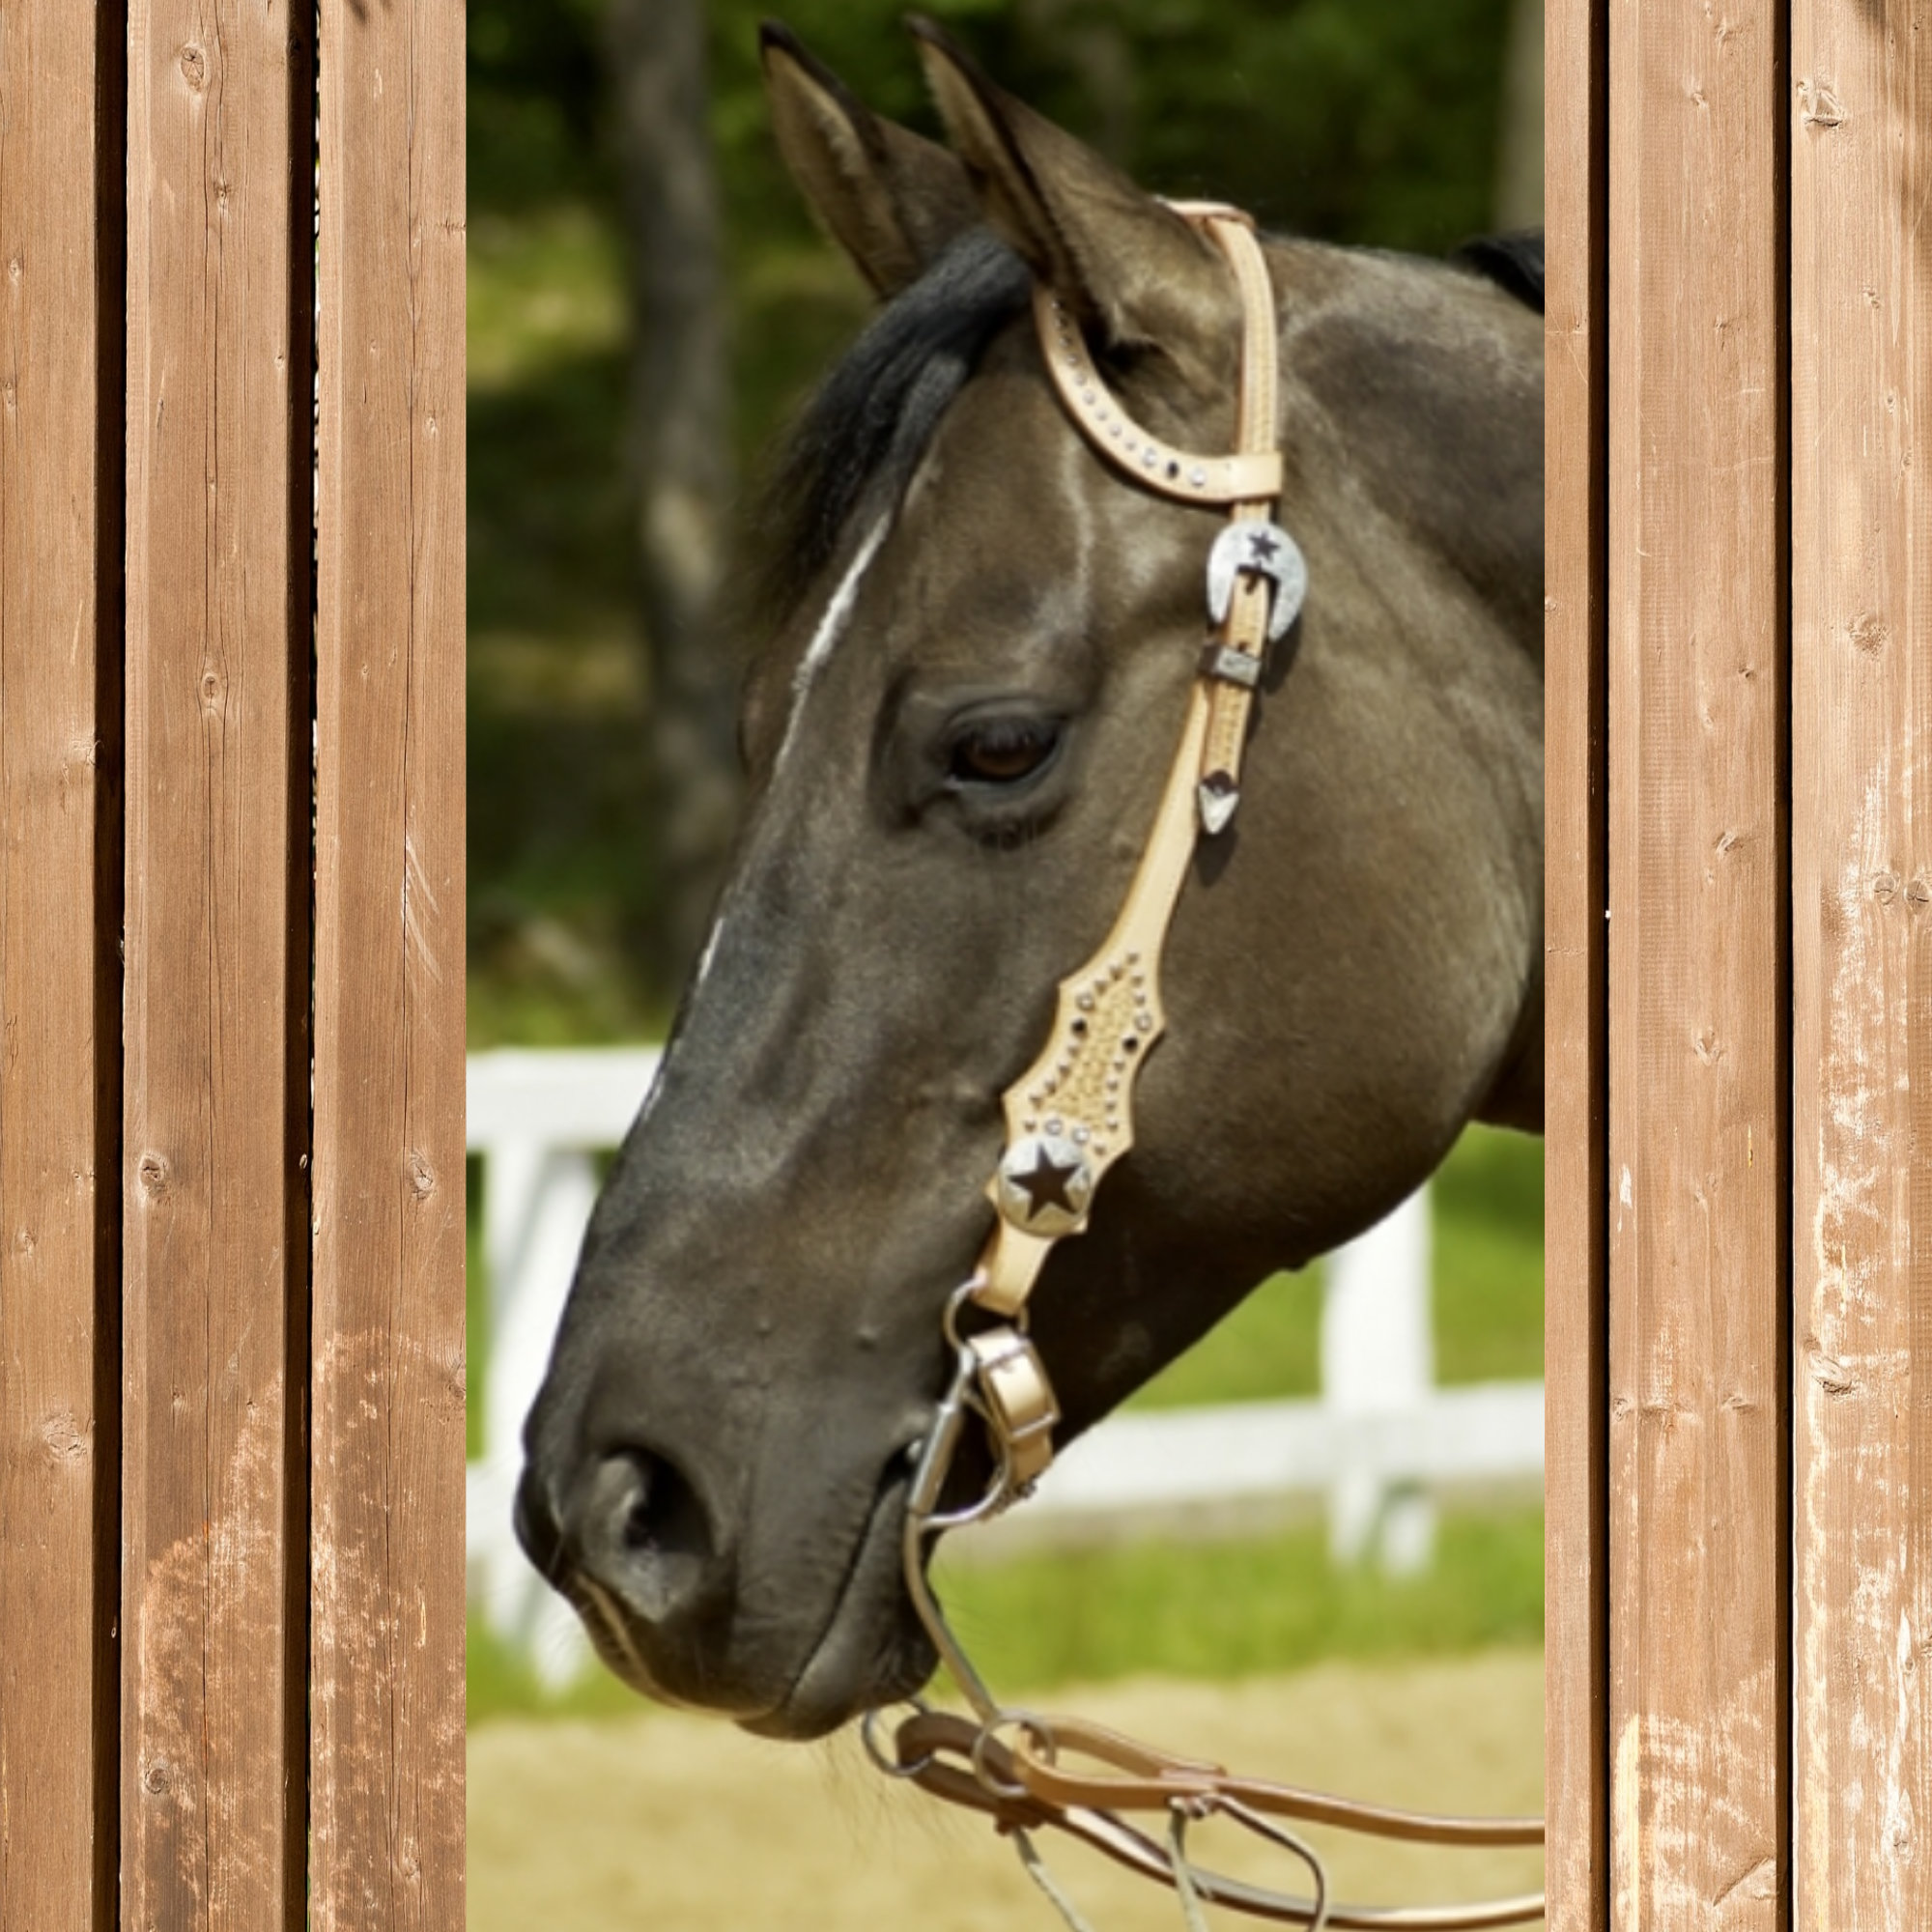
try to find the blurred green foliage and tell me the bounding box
[468,0,1519,1039]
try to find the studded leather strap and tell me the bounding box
[1034,284,1283,507]
[972,210,1289,1327]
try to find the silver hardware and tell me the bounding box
[1198,770,1240,835]
[996,1130,1094,1235]
[1198,641,1262,689]
[1206,519,1308,644]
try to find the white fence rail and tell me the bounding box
[467,1048,1544,1683]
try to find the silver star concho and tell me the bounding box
[1206,519,1308,645]
[996,1132,1095,1236]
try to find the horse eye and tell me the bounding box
[947,718,1062,787]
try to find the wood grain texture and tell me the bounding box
[0,7,122,1926]
[1790,3,1932,1923]
[311,0,466,1922]
[1605,0,1789,1923]
[122,2,311,1923]
[1544,0,1609,1925]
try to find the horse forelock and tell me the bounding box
[753,228,1032,618]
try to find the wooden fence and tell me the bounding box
[1548,0,1929,1925]
[0,5,464,1928]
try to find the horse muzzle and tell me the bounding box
[514,1424,937,1737]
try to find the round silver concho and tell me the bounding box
[995,1132,1095,1236]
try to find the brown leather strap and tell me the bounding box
[1004,1712,1543,1848]
[895,1713,1547,1931]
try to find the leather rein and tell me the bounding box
[867,205,1546,1932]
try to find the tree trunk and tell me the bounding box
[1494,0,1545,230]
[604,0,739,989]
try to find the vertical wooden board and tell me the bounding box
[122,2,310,1925]
[0,6,121,1926]
[1790,2,1932,1923]
[1605,0,1790,1924]
[1545,0,1609,1924]
[312,0,466,1923]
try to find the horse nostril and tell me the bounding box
[570,1445,714,1625]
[621,1467,659,1552]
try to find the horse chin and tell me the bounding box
[737,1472,937,1743]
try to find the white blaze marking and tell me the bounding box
[775,514,890,778]
[639,517,891,1131]
[691,913,728,993]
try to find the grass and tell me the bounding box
[934,1509,1545,1695]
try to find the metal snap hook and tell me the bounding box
[944,1272,1027,1351]
[1198,1794,1332,1932]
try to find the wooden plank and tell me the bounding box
[121,2,311,1923]
[1789,3,1932,1923]
[311,0,467,1921]
[1544,0,1610,1922]
[0,7,122,1926]
[1605,0,1789,1923]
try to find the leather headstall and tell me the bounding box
[968,205,1305,1431]
[884,203,1545,1932]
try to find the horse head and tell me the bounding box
[517,21,1543,1740]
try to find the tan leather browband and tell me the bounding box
[887,203,1545,1932]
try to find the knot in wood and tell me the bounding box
[1797,80,1843,128]
[137,1151,169,1197]
[179,43,207,91]
[1848,611,1889,655]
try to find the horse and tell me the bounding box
[516,19,1544,1747]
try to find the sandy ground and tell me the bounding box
[469,1651,1545,1930]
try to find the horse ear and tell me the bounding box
[908,15,1229,351]
[760,22,980,298]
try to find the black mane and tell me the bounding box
[1453,229,1545,313]
[757,229,1031,611]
